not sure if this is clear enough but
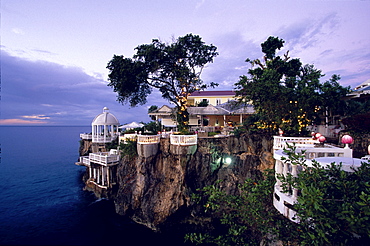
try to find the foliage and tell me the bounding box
[143,121,161,134]
[234,36,350,136]
[105,138,119,151]
[342,112,370,134]
[119,140,137,158]
[186,145,370,245]
[185,170,297,245]
[278,145,370,245]
[207,131,221,137]
[198,100,209,107]
[123,128,143,134]
[148,105,158,113]
[107,33,218,132]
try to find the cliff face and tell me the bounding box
[113,134,274,230]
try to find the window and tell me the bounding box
[216,98,221,105]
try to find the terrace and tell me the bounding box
[137,135,160,144]
[170,134,198,146]
[272,135,363,222]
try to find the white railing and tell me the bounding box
[79,156,91,166]
[273,136,319,150]
[80,133,92,140]
[273,138,362,222]
[303,147,352,159]
[88,152,120,165]
[137,135,160,144]
[92,134,119,143]
[170,134,198,146]
[119,134,138,144]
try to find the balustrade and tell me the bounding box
[273,136,362,222]
[137,135,160,144]
[170,134,197,146]
[80,133,92,140]
[273,136,319,150]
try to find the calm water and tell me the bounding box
[0,126,185,245]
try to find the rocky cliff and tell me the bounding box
[112,134,274,231]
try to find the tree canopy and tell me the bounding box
[107,33,218,131]
[235,36,350,136]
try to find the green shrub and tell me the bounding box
[119,140,137,158]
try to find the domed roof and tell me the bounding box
[92,107,119,125]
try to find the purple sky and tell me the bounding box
[1,0,369,125]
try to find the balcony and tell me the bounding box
[170,134,197,146]
[80,133,92,140]
[119,134,138,144]
[273,136,319,150]
[137,135,160,144]
[272,136,362,222]
[92,134,119,143]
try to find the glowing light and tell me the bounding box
[225,157,232,165]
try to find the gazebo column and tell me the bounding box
[104,125,107,142]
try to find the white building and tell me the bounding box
[272,136,363,222]
[91,107,120,143]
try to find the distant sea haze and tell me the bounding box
[0,126,185,245]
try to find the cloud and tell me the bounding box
[0,119,48,125]
[202,32,261,90]
[22,115,51,120]
[277,12,340,53]
[11,28,25,35]
[1,50,161,125]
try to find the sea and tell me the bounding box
[0,126,187,245]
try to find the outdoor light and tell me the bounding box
[225,157,232,165]
[341,134,353,149]
[318,136,326,143]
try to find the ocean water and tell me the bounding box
[0,126,186,245]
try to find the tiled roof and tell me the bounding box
[189,90,235,97]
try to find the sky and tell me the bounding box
[1,0,369,126]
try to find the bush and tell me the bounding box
[119,140,137,158]
[278,146,370,245]
[186,146,370,245]
[185,170,297,245]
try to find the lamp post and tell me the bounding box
[341,135,353,149]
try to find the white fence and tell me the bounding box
[273,136,319,150]
[137,135,160,144]
[89,152,119,165]
[80,133,92,140]
[170,134,197,146]
[119,134,137,144]
[273,136,360,222]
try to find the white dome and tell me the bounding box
[92,107,119,125]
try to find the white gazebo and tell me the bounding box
[92,107,120,143]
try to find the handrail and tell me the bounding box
[119,134,138,144]
[92,134,119,143]
[170,134,197,146]
[273,139,360,222]
[273,136,319,150]
[137,135,160,144]
[80,133,92,140]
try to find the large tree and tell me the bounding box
[107,34,218,132]
[235,36,349,135]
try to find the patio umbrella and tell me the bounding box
[119,121,144,129]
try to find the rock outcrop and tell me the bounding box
[112,133,274,230]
